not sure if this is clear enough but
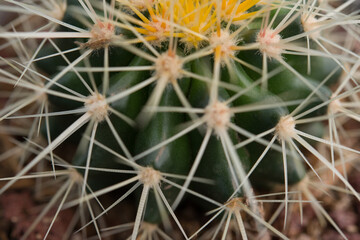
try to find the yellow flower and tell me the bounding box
[219,0,261,23]
[120,0,260,48]
[171,0,216,48]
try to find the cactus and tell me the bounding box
[0,0,359,239]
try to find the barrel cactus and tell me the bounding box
[0,0,359,239]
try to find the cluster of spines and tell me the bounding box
[0,0,359,239]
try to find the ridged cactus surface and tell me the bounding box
[0,0,359,239]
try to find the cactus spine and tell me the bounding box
[0,0,359,239]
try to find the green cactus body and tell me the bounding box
[72,56,149,189]
[134,83,192,223]
[188,64,250,203]
[1,0,359,239]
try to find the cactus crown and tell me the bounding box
[0,0,359,239]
